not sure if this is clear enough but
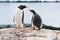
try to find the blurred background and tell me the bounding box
[0,0,60,29]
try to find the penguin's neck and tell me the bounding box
[31,10,36,15]
[18,8,24,12]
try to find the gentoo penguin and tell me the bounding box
[13,5,27,28]
[29,10,42,30]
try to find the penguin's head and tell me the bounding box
[29,10,36,15]
[29,10,34,12]
[18,5,27,10]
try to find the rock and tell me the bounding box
[26,37,51,40]
[25,29,56,40]
[0,28,60,40]
[56,32,60,40]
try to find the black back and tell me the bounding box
[32,14,42,27]
[29,10,42,27]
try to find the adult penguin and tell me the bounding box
[29,10,42,30]
[13,5,27,28]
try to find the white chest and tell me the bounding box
[16,8,23,18]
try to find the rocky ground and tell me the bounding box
[0,28,60,40]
